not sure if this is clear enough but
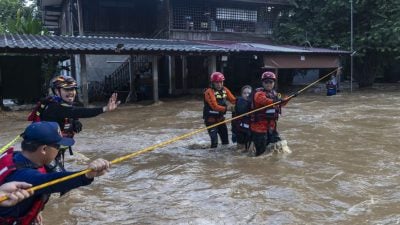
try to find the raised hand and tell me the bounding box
[103,93,121,112]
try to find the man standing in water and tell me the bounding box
[203,72,236,148]
[0,121,110,225]
[250,71,290,156]
[28,75,119,169]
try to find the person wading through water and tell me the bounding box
[0,122,110,225]
[231,85,252,153]
[28,75,119,171]
[203,72,236,148]
[250,71,291,157]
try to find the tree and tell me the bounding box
[273,0,400,87]
[0,0,24,33]
[6,8,44,34]
[0,0,45,34]
[0,0,48,109]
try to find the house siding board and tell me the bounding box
[41,0,289,38]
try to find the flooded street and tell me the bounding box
[1,86,400,225]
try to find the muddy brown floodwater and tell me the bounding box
[1,86,400,225]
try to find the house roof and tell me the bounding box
[196,40,349,54]
[0,34,231,55]
[0,34,348,55]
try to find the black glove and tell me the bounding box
[72,119,83,133]
[273,98,282,104]
[281,97,290,103]
[274,97,288,104]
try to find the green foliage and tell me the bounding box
[6,8,45,34]
[0,0,24,23]
[0,0,46,34]
[273,0,400,86]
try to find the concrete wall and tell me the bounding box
[84,55,129,82]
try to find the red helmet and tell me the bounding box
[210,72,225,82]
[261,71,276,81]
[50,75,78,89]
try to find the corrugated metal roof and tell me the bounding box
[196,40,349,54]
[0,34,231,54]
[0,34,348,55]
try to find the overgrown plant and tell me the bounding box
[273,0,400,86]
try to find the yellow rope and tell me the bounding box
[0,69,337,203]
[0,135,21,154]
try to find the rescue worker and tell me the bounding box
[231,85,252,152]
[0,121,110,225]
[203,72,236,148]
[29,75,119,137]
[250,71,289,156]
[326,74,338,96]
[0,182,33,207]
[28,75,119,170]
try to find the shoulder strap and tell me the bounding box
[250,88,263,109]
[0,148,17,184]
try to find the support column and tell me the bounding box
[70,56,76,79]
[152,56,159,103]
[182,56,187,93]
[126,55,137,102]
[208,55,217,74]
[274,68,279,90]
[76,0,88,105]
[336,66,342,91]
[79,54,89,106]
[77,0,84,35]
[168,56,176,95]
[69,0,74,35]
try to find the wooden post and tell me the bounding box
[79,54,89,105]
[126,55,137,102]
[77,0,84,35]
[152,56,159,103]
[76,0,88,105]
[168,56,176,95]
[182,56,187,93]
[274,68,279,90]
[208,55,217,75]
[69,0,74,35]
[336,66,342,91]
[70,56,76,79]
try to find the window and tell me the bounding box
[216,8,257,22]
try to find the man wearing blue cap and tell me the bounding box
[0,121,110,225]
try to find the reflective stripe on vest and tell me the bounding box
[0,148,48,225]
[203,88,227,119]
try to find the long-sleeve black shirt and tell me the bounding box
[40,103,104,132]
